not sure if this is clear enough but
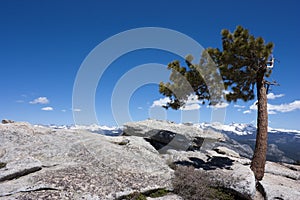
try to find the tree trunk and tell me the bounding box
[250,72,268,181]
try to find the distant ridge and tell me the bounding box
[35,121,300,163]
[194,122,300,163]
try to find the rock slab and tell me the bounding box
[0,122,173,199]
[123,119,224,152]
[260,162,300,200]
[1,121,299,200]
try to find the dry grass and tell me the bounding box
[172,166,235,200]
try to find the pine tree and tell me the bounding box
[159,26,274,181]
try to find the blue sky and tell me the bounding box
[1,0,300,129]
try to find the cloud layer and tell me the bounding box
[234,105,245,108]
[41,106,53,111]
[207,102,229,109]
[151,97,170,108]
[151,94,229,111]
[247,100,300,114]
[242,93,294,115]
[267,93,285,100]
[30,97,50,104]
[151,94,202,111]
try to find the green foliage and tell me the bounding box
[121,189,169,200]
[0,162,6,169]
[211,188,235,200]
[124,192,147,200]
[149,189,169,198]
[208,25,274,103]
[159,52,223,108]
[159,25,274,108]
[160,25,275,181]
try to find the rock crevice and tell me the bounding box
[0,157,42,182]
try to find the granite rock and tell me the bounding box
[0,122,173,199]
[123,119,224,152]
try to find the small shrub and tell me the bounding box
[172,166,214,200]
[211,188,235,200]
[149,189,169,198]
[125,192,147,200]
[172,166,235,200]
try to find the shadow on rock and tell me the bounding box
[175,156,234,170]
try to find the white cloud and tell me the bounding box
[151,94,202,111]
[249,102,257,110]
[208,102,229,109]
[268,100,300,113]
[137,107,143,110]
[268,110,277,115]
[151,95,231,111]
[30,97,49,104]
[73,108,81,112]
[151,97,170,108]
[41,106,53,111]
[237,109,242,112]
[250,100,300,114]
[180,94,202,110]
[243,110,251,114]
[180,103,201,110]
[185,94,202,105]
[267,93,284,100]
[234,105,245,108]
[61,109,67,112]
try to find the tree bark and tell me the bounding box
[251,72,268,181]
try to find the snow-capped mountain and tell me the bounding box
[195,122,257,136]
[69,124,122,135]
[195,122,300,137]
[194,122,300,163]
[36,122,300,163]
[36,124,122,136]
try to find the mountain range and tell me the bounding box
[195,122,300,163]
[38,122,300,163]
